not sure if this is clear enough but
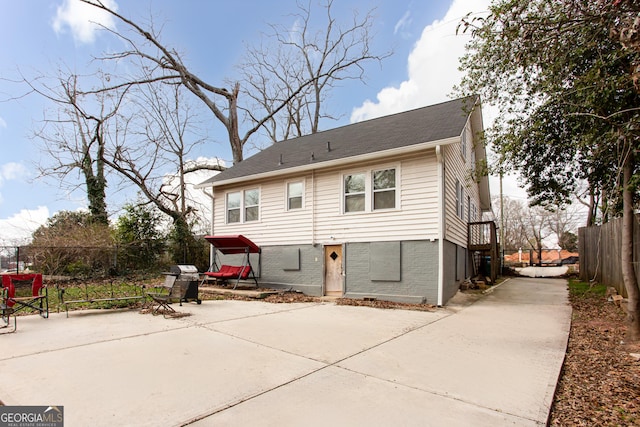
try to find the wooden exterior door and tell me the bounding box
[324,245,343,296]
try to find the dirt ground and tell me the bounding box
[200,284,436,311]
[548,289,640,426]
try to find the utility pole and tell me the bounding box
[499,169,505,275]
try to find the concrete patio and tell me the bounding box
[0,277,571,426]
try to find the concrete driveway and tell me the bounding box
[0,277,571,426]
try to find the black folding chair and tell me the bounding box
[147,275,185,317]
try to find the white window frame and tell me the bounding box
[372,168,397,211]
[287,181,304,211]
[455,179,464,219]
[226,188,260,224]
[344,172,367,213]
[226,191,241,224]
[342,166,399,214]
[244,188,260,222]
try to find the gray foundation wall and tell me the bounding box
[442,240,463,304]
[256,245,324,296]
[343,240,439,305]
[251,239,465,305]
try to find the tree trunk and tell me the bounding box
[621,150,640,341]
[81,144,108,225]
[228,83,243,164]
[586,189,596,227]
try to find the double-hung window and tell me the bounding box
[373,168,396,210]
[287,182,303,210]
[244,189,260,221]
[455,179,464,219]
[344,167,397,213]
[227,192,241,223]
[344,173,366,213]
[226,189,260,223]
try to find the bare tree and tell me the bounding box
[575,180,601,227]
[28,71,128,224]
[103,82,224,261]
[495,196,579,261]
[493,196,529,251]
[28,66,222,260]
[546,205,581,249]
[239,0,390,144]
[80,0,389,162]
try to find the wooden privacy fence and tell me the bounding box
[579,215,640,297]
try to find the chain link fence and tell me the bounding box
[0,239,212,279]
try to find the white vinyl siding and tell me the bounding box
[213,150,440,245]
[444,128,481,247]
[461,126,468,160]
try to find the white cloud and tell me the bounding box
[351,0,491,122]
[394,10,412,36]
[0,206,50,245]
[52,0,118,44]
[0,117,7,129]
[0,162,29,181]
[0,162,29,188]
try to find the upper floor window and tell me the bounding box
[244,189,260,221]
[344,173,366,213]
[455,179,464,219]
[226,189,260,223]
[287,182,304,210]
[227,192,241,223]
[344,167,397,213]
[373,168,396,210]
[471,201,478,222]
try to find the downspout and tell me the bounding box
[311,170,316,246]
[436,145,445,306]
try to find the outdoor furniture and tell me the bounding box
[1,286,16,333]
[1,274,49,321]
[147,265,201,316]
[59,281,146,318]
[201,235,260,289]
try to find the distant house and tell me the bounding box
[196,97,492,305]
[503,249,579,266]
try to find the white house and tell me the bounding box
[196,97,492,305]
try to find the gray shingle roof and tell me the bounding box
[200,96,477,187]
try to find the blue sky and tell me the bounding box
[0,0,516,244]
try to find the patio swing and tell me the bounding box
[201,235,260,289]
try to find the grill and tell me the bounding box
[167,265,201,304]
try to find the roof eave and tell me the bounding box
[200,136,459,189]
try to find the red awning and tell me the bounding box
[204,235,261,254]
